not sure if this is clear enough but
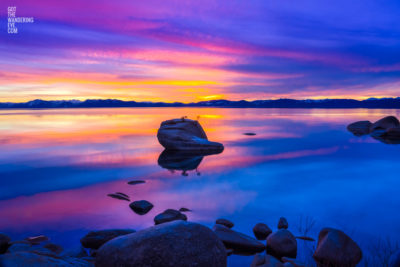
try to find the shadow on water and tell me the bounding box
[157,149,223,176]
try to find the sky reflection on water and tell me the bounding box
[1,108,400,266]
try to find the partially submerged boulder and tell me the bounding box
[347,116,400,144]
[213,224,265,254]
[216,218,234,229]
[154,209,187,225]
[370,116,399,132]
[313,228,362,267]
[347,121,372,136]
[157,118,224,152]
[95,221,227,267]
[129,200,154,215]
[266,229,297,260]
[80,229,135,249]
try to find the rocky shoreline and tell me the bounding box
[2,214,399,266]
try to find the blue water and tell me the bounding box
[0,108,399,266]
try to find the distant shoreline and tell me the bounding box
[1,98,400,109]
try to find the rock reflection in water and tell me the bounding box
[157,149,223,176]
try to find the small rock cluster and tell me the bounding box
[347,115,400,144]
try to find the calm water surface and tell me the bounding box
[1,108,400,266]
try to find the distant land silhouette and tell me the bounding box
[1,98,400,109]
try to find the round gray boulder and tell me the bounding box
[95,221,227,267]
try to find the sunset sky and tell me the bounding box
[1,0,400,102]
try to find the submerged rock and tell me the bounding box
[179,207,192,212]
[244,132,257,136]
[26,235,49,245]
[347,120,372,136]
[278,217,288,229]
[253,223,272,240]
[107,193,130,201]
[95,221,227,267]
[0,233,11,254]
[129,200,154,215]
[313,228,362,267]
[216,218,234,229]
[157,118,224,152]
[0,251,93,267]
[80,229,135,249]
[251,253,283,267]
[127,180,146,185]
[154,209,187,225]
[266,229,297,260]
[213,224,265,254]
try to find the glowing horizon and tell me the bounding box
[1,0,400,102]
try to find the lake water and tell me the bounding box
[1,108,400,266]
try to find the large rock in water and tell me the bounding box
[266,229,297,260]
[313,228,362,267]
[370,116,400,132]
[95,221,227,267]
[213,224,265,254]
[157,118,224,152]
[80,229,135,249]
[347,121,372,136]
[129,200,154,215]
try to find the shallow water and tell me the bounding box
[1,108,400,265]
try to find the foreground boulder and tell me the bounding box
[95,221,227,267]
[253,223,272,240]
[0,233,10,254]
[154,209,187,225]
[129,200,154,215]
[347,121,372,136]
[313,228,362,267]
[157,118,224,152]
[80,229,135,249]
[216,218,234,229]
[213,224,265,254]
[266,229,297,259]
